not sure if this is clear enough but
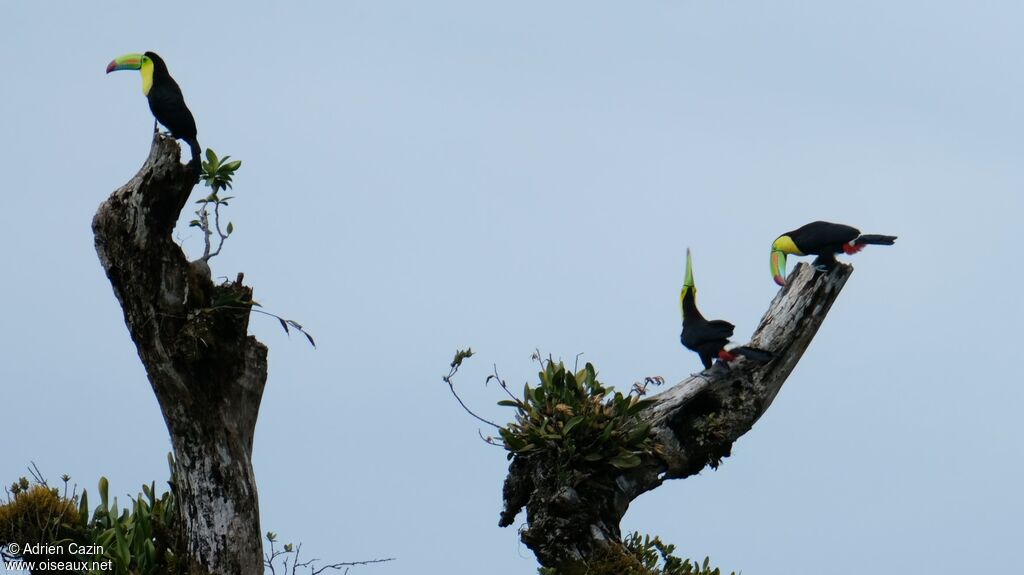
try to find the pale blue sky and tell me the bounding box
[2,2,1022,573]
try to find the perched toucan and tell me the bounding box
[106,52,200,162]
[680,249,773,370]
[770,221,897,286]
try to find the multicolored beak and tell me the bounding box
[106,53,144,74]
[770,250,787,287]
[684,248,695,291]
[680,248,696,319]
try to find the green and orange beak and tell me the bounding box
[770,235,801,287]
[770,250,787,287]
[106,53,144,73]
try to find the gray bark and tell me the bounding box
[500,262,853,573]
[92,135,265,575]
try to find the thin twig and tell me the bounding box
[478,428,505,448]
[492,364,522,404]
[198,205,213,260]
[444,358,501,430]
[28,462,46,487]
[310,557,395,575]
[206,199,229,261]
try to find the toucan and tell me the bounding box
[106,52,200,162]
[680,249,773,370]
[770,221,897,286]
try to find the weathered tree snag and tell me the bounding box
[500,262,854,573]
[92,135,266,575]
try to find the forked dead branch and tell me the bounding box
[450,262,852,573]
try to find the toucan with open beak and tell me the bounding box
[680,249,773,370]
[770,221,897,286]
[106,52,200,162]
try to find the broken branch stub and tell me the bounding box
[92,135,266,575]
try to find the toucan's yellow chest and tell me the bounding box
[141,60,154,96]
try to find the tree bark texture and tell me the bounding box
[500,262,854,573]
[92,135,266,575]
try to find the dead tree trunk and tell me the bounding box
[92,135,266,575]
[499,262,854,573]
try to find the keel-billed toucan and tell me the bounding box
[106,52,200,162]
[770,221,897,286]
[680,249,773,370]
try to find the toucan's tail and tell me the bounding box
[186,138,201,164]
[185,138,202,181]
[719,345,774,363]
[854,234,897,246]
[731,346,774,363]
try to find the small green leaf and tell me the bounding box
[627,398,657,416]
[99,477,109,509]
[562,415,585,435]
[78,489,89,527]
[226,222,234,235]
[608,452,641,469]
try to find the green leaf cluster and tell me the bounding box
[498,359,659,474]
[546,532,735,575]
[617,532,735,575]
[190,148,240,237]
[1,459,183,575]
[0,481,82,552]
[199,148,241,195]
[83,473,180,574]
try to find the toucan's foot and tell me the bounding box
[811,256,837,273]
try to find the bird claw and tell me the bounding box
[813,264,830,272]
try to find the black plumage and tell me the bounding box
[680,249,773,370]
[680,291,737,370]
[144,52,200,162]
[782,221,896,270]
